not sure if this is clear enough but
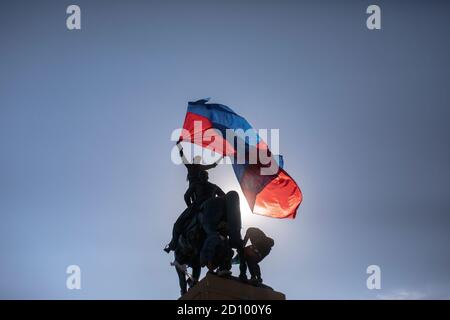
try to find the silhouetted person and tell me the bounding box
[164,170,225,253]
[176,141,221,186]
[200,233,233,277]
[184,171,225,207]
[164,142,222,253]
[241,227,274,284]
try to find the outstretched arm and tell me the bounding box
[177,142,189,165]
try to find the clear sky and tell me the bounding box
[1,0,449,299]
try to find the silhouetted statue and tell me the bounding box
[200,232,233,277]
[199,190,247,281]
[164,142,222,253]
[172,211,204,295]
[165,170,225,253]
[238,227,274,285]
[168,171,248,294]
[164,142,251,295]
[170,169,225,295]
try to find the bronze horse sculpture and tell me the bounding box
[172,190,247,295]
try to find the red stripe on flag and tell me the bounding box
[181,112,235,156]
[253,168,302,219]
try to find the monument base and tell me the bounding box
[179,273,286,300]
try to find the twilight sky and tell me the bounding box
[1,0,449,299]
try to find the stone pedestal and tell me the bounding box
[180,273,285,300]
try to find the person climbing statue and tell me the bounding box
[163,141,222,253]
[176,141,222,186]
[164,170,225,253]
[200,232,233,277]
[235,227,274,285]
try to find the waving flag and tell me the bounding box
[179,99,302,219]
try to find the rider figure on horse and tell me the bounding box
[164,141,223,253]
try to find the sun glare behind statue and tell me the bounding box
[211,160,270,228]
[230,185,260,228]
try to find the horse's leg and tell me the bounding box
[237,246,248,281]
[176,266,187,296]
[191,264,201,287]
[223,191,247,281]
[169,207,193,250]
